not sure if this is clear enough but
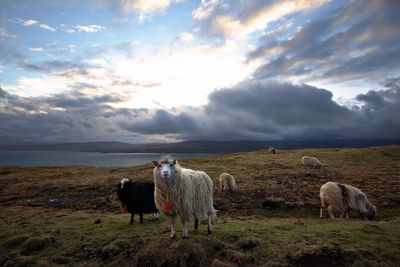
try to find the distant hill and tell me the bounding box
[0,142,133,152]
[1,139,400,153]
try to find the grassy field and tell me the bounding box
[1,146,400,266]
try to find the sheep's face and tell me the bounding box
[365,203,377,220]
[120,178,130,189]
[153,158,178,179]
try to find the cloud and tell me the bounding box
[121,78,400,141]
[178,32,194,43]
[0,27,17,38]
[22,19,38,26]
[193,0,328,40]
[117,0,180,20]
[0,87,140,143]
[76,25,105,33]
[21,19,56,32]
[29,47,44,52]
[39,24,56,32]
[249,0,400,84]
[1,77,399,143]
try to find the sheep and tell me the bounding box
[152,156,216,239]
[219,172,236,192]
[301,156,322,168]
[117,178,158,224]
[319,181,377,220]
[268,146,276,154]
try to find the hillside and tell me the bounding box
[2,139,400,153]
[1,146,400,266]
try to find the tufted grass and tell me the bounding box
[1,145,400,266]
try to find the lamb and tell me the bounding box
[117,178,158,224]
[219,172,236,192]
[320,181,377,220]
[152,156,216,239]
[301,156,322,168]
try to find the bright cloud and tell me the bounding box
[194,0,328,39]
[21,19,56,32]
[22,19,38,26]
[118,0,180,20]
[1,0,400,143]
[29,47,44,52]
[76,25,105,33]
[109,42,260,108]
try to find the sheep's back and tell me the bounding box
[320,182,346,212]
[120,182,158,213]
[177,168,215,220]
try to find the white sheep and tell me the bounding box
[219,172,236,192]
[301,156,322,168]
[320,181,377,220]
[152,156,216,239]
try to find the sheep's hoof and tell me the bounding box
[183,236,188,240]
[170,235,176,240]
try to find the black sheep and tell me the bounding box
[117,178,158,224]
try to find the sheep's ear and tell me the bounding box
[152,161,159,167]
[173,159,177,165]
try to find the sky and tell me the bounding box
[0,0,399,144]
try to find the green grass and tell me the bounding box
[1,205,400,266]
[1,145,400,266]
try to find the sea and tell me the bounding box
[0,151,212,167]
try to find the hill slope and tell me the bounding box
[0,146,399,266]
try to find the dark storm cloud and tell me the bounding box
[120,78,400,141]
[2,78,399,143]
[250,0,400,82]
[0,88,138,143]
[119,109,200,135]
[125,81,354,140]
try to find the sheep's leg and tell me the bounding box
[340,209,349,219]
[130,214,134,224]
[139,213,144,224]
[327,206,336,219]
[207,216,213,235]
[320,199,327,219]
[170,216,176,239]
[194,218,199,230]
[182,220,189,239]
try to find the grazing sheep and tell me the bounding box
[320,181,377,220]
[301,156,322,168]
[117,178,158,224]
[152,156,216,239]
[268,146,276,154]
[219,172,236,192]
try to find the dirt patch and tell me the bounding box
[287,246,359,267]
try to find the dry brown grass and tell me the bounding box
[1,146,400,266]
